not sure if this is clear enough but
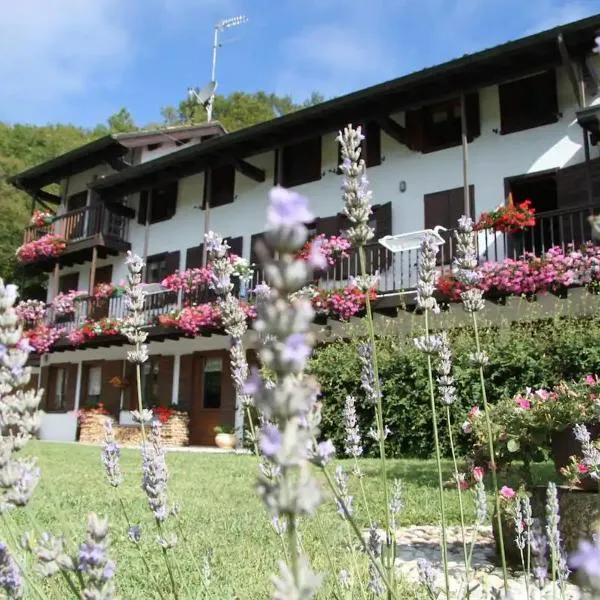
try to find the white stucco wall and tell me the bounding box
[48,62,600,297]
[38,411,78,442]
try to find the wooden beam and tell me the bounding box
[106,157,131,171]
[32,189,61,205]
[233,158,265,183]
[557,33,583,108]
[375,116,409,147]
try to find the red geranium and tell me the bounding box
[475,199,536,234]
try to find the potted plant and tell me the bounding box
[214,425,236,450]
[465,375,600,488]
[474,197,536,234]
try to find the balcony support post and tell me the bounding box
[171,355,181,406]
[73,361,83,412]
[52,262,60,299]
[89,247,98,296]
[142,191,152,282]
[202,170,212,268]
[460,92,470,219]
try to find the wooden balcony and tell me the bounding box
[22,204,130,270]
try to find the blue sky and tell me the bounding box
[1,0,598,128]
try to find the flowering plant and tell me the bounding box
[94,283,123,300]
[153,406,174,424]
[69,318,121,346]
[16,234,66,263]
[30,209,55,227]
[230,255,253,281]
[109,376,129,389]
[467,376,600,480]
[161,267,213,294]
[437,243,600,302]
[51,290,86,315]
[158,303,221,336]
[295,234,351,266]
[76,403,110,423]
[15,299,47,324]
[23,324,61,354]
[475,199,536,233]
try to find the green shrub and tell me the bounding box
[309,312,600,458]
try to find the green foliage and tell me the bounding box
[309,311,600,458]
[160,90,325,131]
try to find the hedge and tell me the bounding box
[308,312,600,458]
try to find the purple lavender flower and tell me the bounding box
[570,538,600,591]
[101,420,122,488]
[334,466,353,519]
[307,238,328,270]
[281,333,312,372]
[78,514,116,599]
[259,424,282,459]
[267,187,314,228]
[416,233,440,313]
[0,542,22,599]
[310,440,335,466]
[531,520,549,588]
[342,395,363,458]
[417,558,437,596]
[358,343,380,403]
[243,367,263,396]
[367,562,385,597]
[574,423,600,478]
[141,422,169,522]
[127,525,142,544]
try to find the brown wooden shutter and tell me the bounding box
[281,137,322,187]
[225,236,243,257]
[316,215,340,237]
[101,360,123,417]
[465,92,480,142]
[138,191,148,225]
[557,162,591,209]
[124,363,138,411]
[186,245,204,269]
[205,164,236,208]
[364,122,382,167]
[165,251,180,275]
[178,354,194,410]
[157,356,174,407]
[65,364,78,411]
[40,366,51,411]
[371,201,393,272]
[250,232,267,266]
[406,108,425,152]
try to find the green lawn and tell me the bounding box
[7,442,552,599]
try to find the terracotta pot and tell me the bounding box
[215,433,236,450]
[551,424,600,491]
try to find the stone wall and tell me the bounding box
[78,411,190,447]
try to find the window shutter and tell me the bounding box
[225,236,243,258]
[101,361,123,416]
[40,367,50,411]
[465,92,480,142]
[65,364,78,411]
[316,215,340,237]
[165,251,180,276]
[364,122,382,167]
[157,356,174,407]
[185,245,204,269]
[178,354,194,410]
[250,232,267,286]
[138,191,148,225]
[281,137,322,187]
[406,108,425,152]
[206,165,235,208]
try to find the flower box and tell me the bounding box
[474,198,536,234]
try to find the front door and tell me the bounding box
[188,352,234,446]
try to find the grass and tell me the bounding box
[5,442,553,599]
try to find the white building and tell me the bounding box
[11,15,600,443]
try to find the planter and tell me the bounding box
[551,424,600,491]
[493,485,600,569]
[215,433,236,450]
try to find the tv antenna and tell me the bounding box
[189,15,248,123]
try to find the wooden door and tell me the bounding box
[188,351,234,446]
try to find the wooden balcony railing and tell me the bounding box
[23,204,129,246]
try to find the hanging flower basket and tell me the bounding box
[109,376,129,389]
[474,198,536,234]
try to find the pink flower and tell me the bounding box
[499,486,516,500]
[535,389,550,401]
[585,375,598,385]
[515,396,531,410]
[578,463,589,474]
[472,466,485,482]
[461,421,473,434]
[468,406,481,419]
[459,479,469,491]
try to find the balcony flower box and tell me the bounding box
[30,209,55,227]
[474,198,536,234]
[16,234,66,263]
[93,283,124,301]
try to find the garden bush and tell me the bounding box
[309,310,600,458]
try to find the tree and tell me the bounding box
[160,90,325,131]
[107,108,136,133]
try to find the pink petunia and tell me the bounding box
[472,466,485,482]
[578,463,589,474]
[585,375,598,385]
[468,406,481,419]
[515,396,531,410]
[499,486,516,500]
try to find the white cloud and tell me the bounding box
[0,0,132,121]
[277,23,400,101]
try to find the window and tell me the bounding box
[406,93,480,153]
[58,272,79,294]
[141,358,160,407]
[204,164,235,208]
[53,368,68,411]
[278,137,322,188]
[203,358,222,409]
[146,255,168,284]
[86,366,102,406]
[499,70,558,135]
[66,191,87,212]
[138,182,178,225]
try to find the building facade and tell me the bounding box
[11,16,600,444]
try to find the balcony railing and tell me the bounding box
[23,204,129,246]
[43,202,600,337]
[252,203,600,294]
